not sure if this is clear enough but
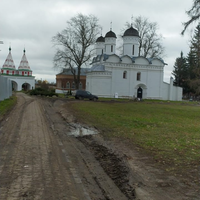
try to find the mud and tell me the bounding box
[78,136,136,199]
[0,93,199,200]
[68,124,98,137]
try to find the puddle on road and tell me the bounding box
[68,123,98,137]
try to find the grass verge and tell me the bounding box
[68,100,200,177]
[0,95,17,120]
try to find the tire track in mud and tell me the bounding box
[0,94,92,200]
[43,98,135,200]
[77,136,136,200]
[0,94,35,199]
[40,99,94,200]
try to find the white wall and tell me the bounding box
[0,76,12,100]
[2,75,35,91]
[86,72,112,97]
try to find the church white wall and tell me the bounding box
[94,64,164,99]
[135,57,149,65]
[121,56,132,64]
[96,42,105,55]
[0,76,12,100]
[105,37,116,55]
[142,70,163,99]
[86,66,182,101]
[86,72,111,97]
[106,55,121,63]
[123,36,139,57]
[151,59,164,66]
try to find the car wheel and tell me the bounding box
[93,97,97,101]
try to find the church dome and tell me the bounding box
[123,26,139,37]
[96,36,105,42]
[105,30,117,38]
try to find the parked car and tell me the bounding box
[74,90,98,100]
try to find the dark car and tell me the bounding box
[74,90,98,100]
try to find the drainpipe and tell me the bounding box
[169,77,173,101]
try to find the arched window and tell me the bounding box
[66,82,70,89]
[123,71,127,79]
[79,82,82,90]
[111,45,113,52]
[137,72,141,81]
[72,82,75,89]
[132,45,135,55]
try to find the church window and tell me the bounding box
[72,82,75,89]
[102,49,103,54]
[137,72,141,81]
[111,45,113,52]
[132,45,134,55]
[123,71,127,79]
[66,82,70,89]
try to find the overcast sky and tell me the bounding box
[0,0,195,83]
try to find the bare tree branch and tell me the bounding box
[121,16,164,58]
[182,0,200,35]
[52,13,100,89]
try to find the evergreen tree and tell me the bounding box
[172,52,189,93]
[187,24,200,96]
[187,47,196,80]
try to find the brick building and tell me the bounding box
[55,68,89,93]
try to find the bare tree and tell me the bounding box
[121,16,164,58]
[52,13,100,89]
[182,0,200,35]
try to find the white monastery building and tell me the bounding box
[0,47,35,92]
[86,26,182,101]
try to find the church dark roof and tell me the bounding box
[105,30,117,38]
[57,68,89,76]
[96,36,105,42]
[123,26,139,37]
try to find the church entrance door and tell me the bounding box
[137,87,143,99]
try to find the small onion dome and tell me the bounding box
[123,26,139,37]
[96,36,105,42]
[105,30,117,38]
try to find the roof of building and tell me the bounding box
[123,26,139,37]
[90,64,105,72]
[96,36,105,42]
[105,30,117,38]
[57,67,89,76]
[2,47,16,69]
[18,49,31,71]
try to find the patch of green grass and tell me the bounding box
[0,96,17,119]
[69,101,200,168]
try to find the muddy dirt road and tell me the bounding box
[0,93,199,200]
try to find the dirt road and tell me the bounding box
[0,93,199,200]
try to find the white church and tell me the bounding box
[86,26,182,101]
